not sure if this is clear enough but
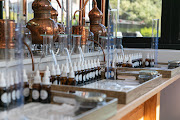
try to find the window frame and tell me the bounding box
[101,0,180,50]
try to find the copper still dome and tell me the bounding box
[26,0,59,44]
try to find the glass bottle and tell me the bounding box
[14,71,21,105]
[73,62,79,85]
[56,64,61,85]
[40,71,51,103]
[127,57,133,68]
[87,60,92,83]
[150,54,155,67]
[23,69,30,104]
[10,72,16,108]
[0,73,8,111]
[94,59,99,81]
[50,64,58,85]
[97,59,102,80]
[145,53,151,67]
[91,60,95,82]
[84,61,89,84]
[122,58,127,67]
[60,66,68,85]
[77,62,82,85]
[32,70,41,102]
[67,67,76,86]
[81,63,86,85]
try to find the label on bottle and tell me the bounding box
[12,90,16,100]
[105,72,110,78]
[1,93,8,104]
[83,75,86,82]
[96,70,98,76]
[8,93,11,103]
[23,88,30,97]
[140,61,142,66]
[53,80,58,85]
[78,74,82,81]
[75,75,79,81]
[150,62,154,66]
[32,90,39,100]
[93,71,96,78]
[145,61,149,66]
[111,71,114,77]
[40,90,48,100]
[89,72,92,78]
[16,90,20,99]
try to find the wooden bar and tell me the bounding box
[109,74,180,120]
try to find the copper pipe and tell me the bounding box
[88,39,105,62]
[23,41,35,71]
[101,0,106,25]
[73,0,97,19]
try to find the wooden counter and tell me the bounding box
[109,74,180,120]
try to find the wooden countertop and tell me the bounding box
[109,74,180,120]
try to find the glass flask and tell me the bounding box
[71,34,82,54]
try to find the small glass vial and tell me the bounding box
[10,72,16,108]
[127,57,133,68]
[110,60,116,80]
[73,62,79,85]
[40,71,51,103]
[56,64,61,85]
[77,62,82,85]
[60,66,68,85]
[81,63,86,85]
[145,53,151,67]
[94,59,99,81]
[67,67,77,86]
[84,61,89,84]
[122,58,127,67]
[0,73,8,110]
[32,70,41,102]
[87,60,92,83]
[91,60,96,82]
[50,64,58,85]
[97,59,101,80]
[23,69,30,104]
[7,75,11,108]
[150,55,155,67]
[14,71,21,105]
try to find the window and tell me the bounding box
[109,0,162,37]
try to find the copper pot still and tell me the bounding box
[26,0,59,44]
[89,2,107,42]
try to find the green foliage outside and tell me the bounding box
[109,0,162,37]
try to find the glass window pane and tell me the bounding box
[109,0,162,37]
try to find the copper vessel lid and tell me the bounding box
[32,0,52,12]
[88,4,103,24]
